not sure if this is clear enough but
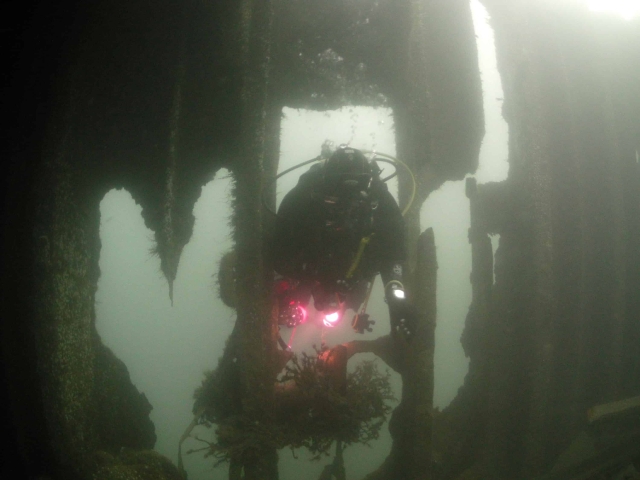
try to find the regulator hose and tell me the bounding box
[263,150,416,217]
[360,150,416,217]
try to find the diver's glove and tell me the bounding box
[385,281,417,342]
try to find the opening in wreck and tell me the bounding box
[96,172,236,476]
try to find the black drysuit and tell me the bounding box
[272,162,406,312]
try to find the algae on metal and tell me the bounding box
[433,3,640,479]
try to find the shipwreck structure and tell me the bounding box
[2,0,639,479]
[435,3,640,479]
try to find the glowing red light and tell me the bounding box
[323,311,340,328]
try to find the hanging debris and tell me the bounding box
[189,346,393,467]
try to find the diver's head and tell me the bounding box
[323,146,373,196]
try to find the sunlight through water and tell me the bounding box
[587,0,640,20]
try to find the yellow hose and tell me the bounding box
[343,150,417,280]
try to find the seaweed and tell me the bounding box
[189,348,394,466]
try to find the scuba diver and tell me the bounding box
[271,144,416,341]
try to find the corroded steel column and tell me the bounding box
[232,0,279,478]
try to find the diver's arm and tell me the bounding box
[272,185,309,276]
[376,190,415,341]
[377,186,407,299]
[380,263,405,300]
[272,164,324,276]
[381,263,416,341]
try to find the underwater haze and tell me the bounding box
[92,1,640,479]
[95,1,508,476]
